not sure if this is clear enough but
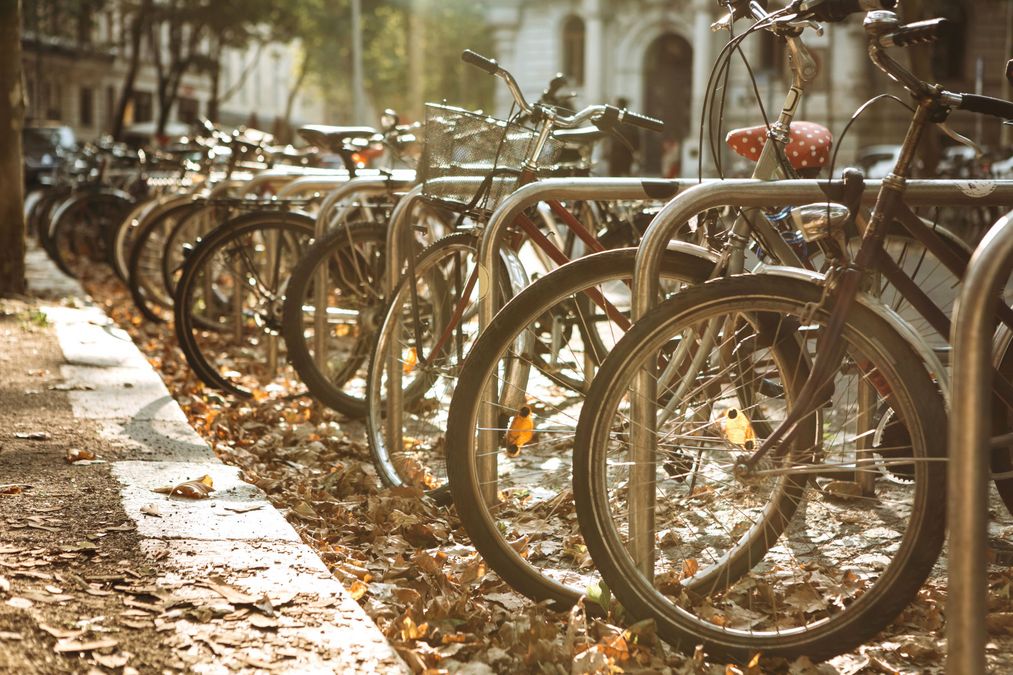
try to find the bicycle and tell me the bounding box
[439,0,971,611]
[571,2,1013,661]
[361,55,665,499]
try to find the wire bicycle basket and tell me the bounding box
[418,103,564,214]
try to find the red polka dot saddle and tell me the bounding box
[725,121,833,170]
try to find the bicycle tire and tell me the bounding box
[281,221,389,417]
[572,274,947,662]
[127,201,201,323]
[364,230,514,497]
[173,210,316,397]
[444,247,715,608]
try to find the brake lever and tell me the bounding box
[937,122,985,159]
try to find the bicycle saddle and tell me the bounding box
[725,121,832,170]
[298,125,378,151]
[552,126,605,145]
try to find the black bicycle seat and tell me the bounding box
[298,125,378,152]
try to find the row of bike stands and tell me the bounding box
[375,178,696,479]
[949,208,1013,673]
[624,178,1013,576]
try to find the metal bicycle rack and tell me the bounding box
[310,172,417,367]
[625,178,1013,576]
[472,177,706,503]
[948,209,1013,675]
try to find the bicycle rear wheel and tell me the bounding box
[572,274,946,662]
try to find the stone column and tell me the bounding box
[685,0,715,177]
[827,23,868,163]
[488,2,521,116]
[583,0,605,106]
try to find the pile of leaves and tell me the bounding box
[80,270,1013,674]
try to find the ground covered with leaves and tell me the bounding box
[80,269,1013,674]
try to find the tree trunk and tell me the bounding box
[111,0,151,140]
[0,0,27,295]
[282,51,311,140]
[207,34,223,122]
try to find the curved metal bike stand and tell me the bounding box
[472,177,702,502]
[948,209,1013,675]
[310,173,418,366]
[273,175,347,200]
[628,178,1013,575]
[235,168,347,199]
[313,170,417,237]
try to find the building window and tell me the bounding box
[80,87,94,127]
[133,90,153,123]
[106,86,116,130]
[561,15,585,86]
[177,97,199,124]
[45,82,62,121]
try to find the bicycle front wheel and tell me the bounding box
[444,247,714,608]
[280,221,388,417]
[173,211,316,397]
[572,274,946,662]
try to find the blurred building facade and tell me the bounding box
[20,4,327,143]
[488,0,1012,176]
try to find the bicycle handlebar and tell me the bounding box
[461,49,664,133]
[881,18,947,48]
[957,94,1013,120]
[461,49,499,75]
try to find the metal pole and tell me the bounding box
[351,0,367,124]
[948,210,1013,675]
[383,186,427,470]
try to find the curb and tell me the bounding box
[28,250,409,673]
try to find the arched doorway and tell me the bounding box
[642,33,692,176]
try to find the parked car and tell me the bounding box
[23,124,76,187]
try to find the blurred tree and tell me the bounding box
[298,0,495,125]
[1,0,27,294]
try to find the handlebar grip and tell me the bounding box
[958,94,1013,120]
[621,109,665,134]
[462,50,500,75]
[801,0,896,23]
[882,18,948,47]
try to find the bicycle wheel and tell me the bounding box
[111,196,161,282]
[280,221,388,417]
[173,210,316,397]
[444,247,715,607]
[161,201,219,299]
[50,192,133,278]
[364,231,514,497]
[127,201,201,323]
[572,274,946,662]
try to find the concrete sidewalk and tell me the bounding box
[5,249,408,673]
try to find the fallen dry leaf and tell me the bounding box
[54,638,119,653]
[65,447,97,463]
[154,475,214,499]
[139,503,162,518]
[0,484,30,495]
[14,431,50,441]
